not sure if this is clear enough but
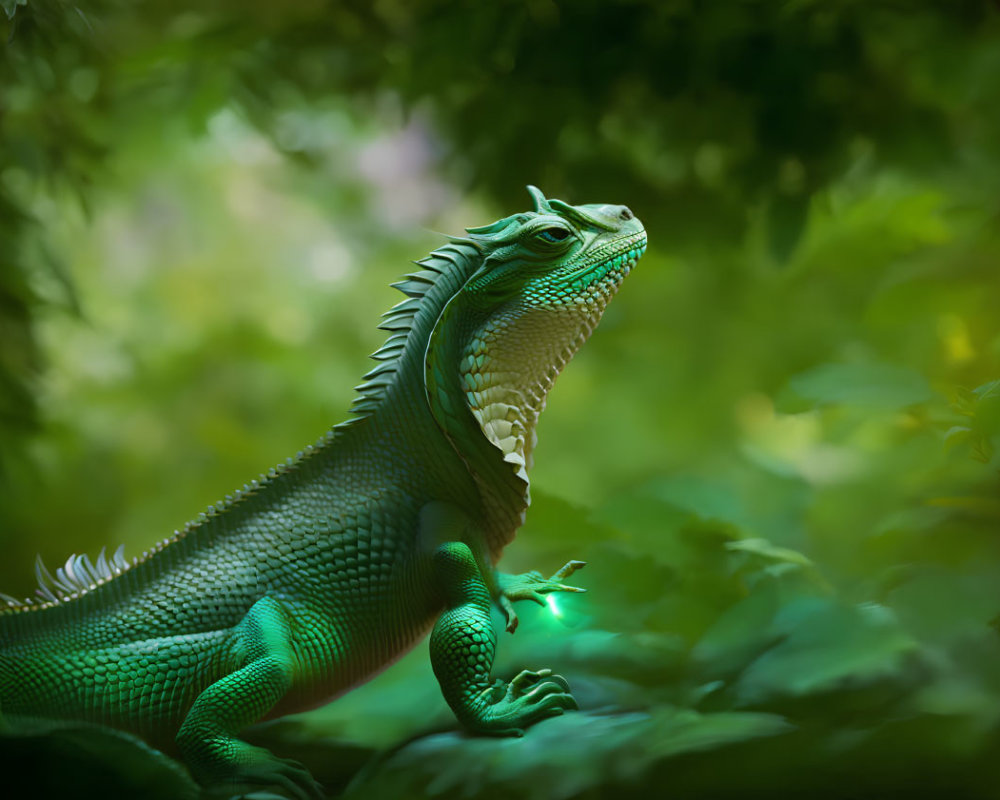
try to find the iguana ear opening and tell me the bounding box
[526,185,552,214]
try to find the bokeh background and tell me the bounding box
[3,1,1000,797]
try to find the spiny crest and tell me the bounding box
[0,443,330,613]
[465,184,553,239]
[334,236,483,429]
[527,185,553,213]
[466,185,615,242]
[0,546,127,610]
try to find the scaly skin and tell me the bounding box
[0,187,646,798]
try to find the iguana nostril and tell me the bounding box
[619,207,633,221]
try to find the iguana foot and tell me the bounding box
[467,668,577,736]
[498,560,587,633]
[215,748,326,800]
[205,748,324,800]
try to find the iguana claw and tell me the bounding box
[498,561,587,633]
[207,751,324,800]
[470,667,577,736]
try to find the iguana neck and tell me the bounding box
[426,294,604,560]
[342,237,531,558]
[460,303,600,476]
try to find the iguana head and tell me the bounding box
[463,185,647,318]
[429,186,647,482]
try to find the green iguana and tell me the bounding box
[0,186,647,798]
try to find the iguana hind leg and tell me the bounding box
[430,542,577,736]
[176,595,323,800]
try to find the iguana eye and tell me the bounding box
[537,227,570,243]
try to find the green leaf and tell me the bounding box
[0,726,198,800]
[2,0,26,20]
[733,600,921,709]
[780,361,933,411]
[725,537,813,566]
[643,475,748,529]
[344,708,792,800]
[692,576,784,681]
[943,425,971,449]
[887,568,1000,645]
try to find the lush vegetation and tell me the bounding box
[3,1,1000,797]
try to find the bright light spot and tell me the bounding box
[938,314,975,365]
[307,241,353,284]
[265,305,311,345]
[734,392,774,432]
[738,401,868,485]
[546,594,563,619]
[207,108,276,165]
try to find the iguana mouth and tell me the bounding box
[559,231,648,298]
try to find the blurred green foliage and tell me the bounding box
[3,0,1000,797]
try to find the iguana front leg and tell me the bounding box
[496,560,586,633]
[430,542,578,736]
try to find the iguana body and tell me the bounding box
[0,187,646,798]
